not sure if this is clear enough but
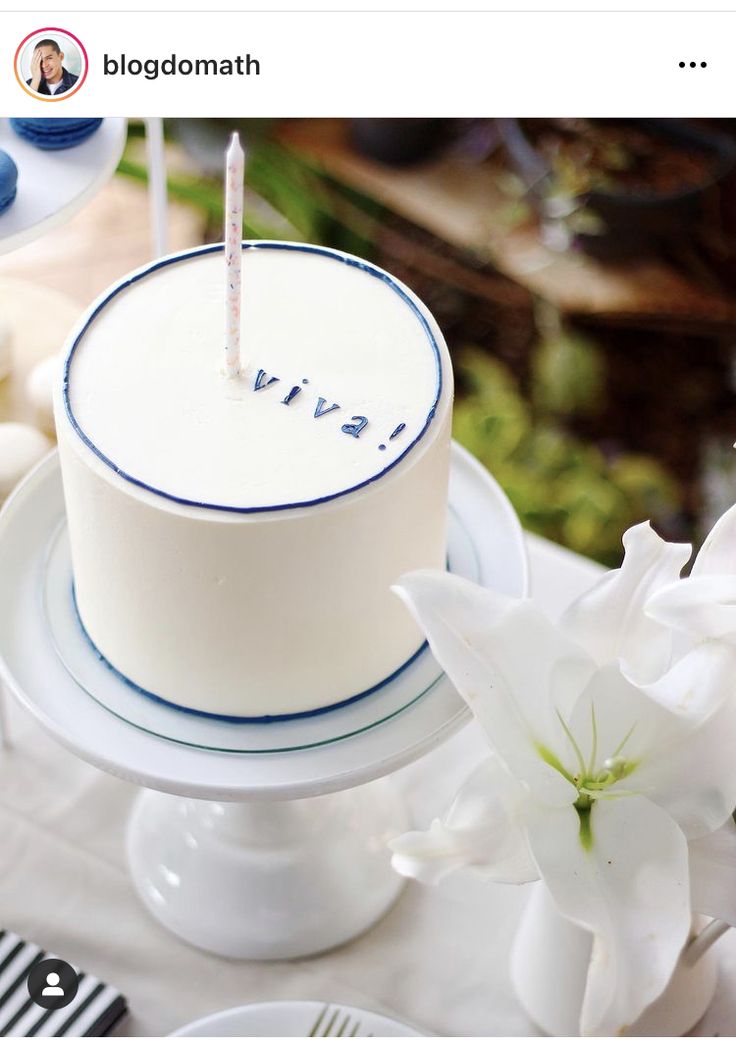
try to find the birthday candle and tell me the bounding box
[224,131,244,378]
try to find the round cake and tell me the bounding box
[54,242,453,719]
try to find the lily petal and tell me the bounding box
[526,797,690,1036]
[389,756,538,886]
[634,651,736,838]
[394,571,588,805]
[647,575,736,644]
[560,522,690,683]
[689,819,736,926]
[642,639,736,721]
[693,501,736,576]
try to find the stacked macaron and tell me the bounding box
[0,151,18,215]
[10,117,103,150]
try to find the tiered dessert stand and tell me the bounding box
[0,118,128,255]
[0,443,528,960]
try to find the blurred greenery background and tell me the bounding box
[120,118,736,566]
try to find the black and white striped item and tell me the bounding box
[0,930,127,1037]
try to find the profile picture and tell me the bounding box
[14,28,88,101]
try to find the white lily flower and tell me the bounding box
[390,518,736,1036]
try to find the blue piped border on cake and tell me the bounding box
[72,583,429,723]
[62,242,444,514]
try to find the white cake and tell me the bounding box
[54,242,453,719]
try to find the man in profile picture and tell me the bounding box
[26,38,77,96]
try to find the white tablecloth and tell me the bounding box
[1,534,735,1037]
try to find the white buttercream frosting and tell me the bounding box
[66,244,441,510]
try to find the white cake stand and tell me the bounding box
[0,118,127,255]
[0,444,528,960]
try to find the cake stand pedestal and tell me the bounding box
[128,782,410,959]
[0,446,528,959]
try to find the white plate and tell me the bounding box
[0,444,528,801]
[0,118,127,255]
[171,1000,422,1037]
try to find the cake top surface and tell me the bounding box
[63,242,444,512]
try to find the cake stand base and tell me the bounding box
[127,780,409,960]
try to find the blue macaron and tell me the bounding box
[10,117,103,150]
[0,150,18,215]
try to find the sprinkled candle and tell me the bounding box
[224,132,244,377]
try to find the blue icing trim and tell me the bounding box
[63,242,444,514]
[390,423,406,440]
[281,385,301,405]
[254,368,279,391]
[341,416,368,438]
[71,583,428,724]
[314,397,340,418]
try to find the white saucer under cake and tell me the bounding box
[0,442,528,958]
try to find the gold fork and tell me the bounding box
[308,1004,372,1037]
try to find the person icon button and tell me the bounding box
[27,958,79,1010]
[42,971,64,996]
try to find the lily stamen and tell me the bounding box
[541,708,640,846]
